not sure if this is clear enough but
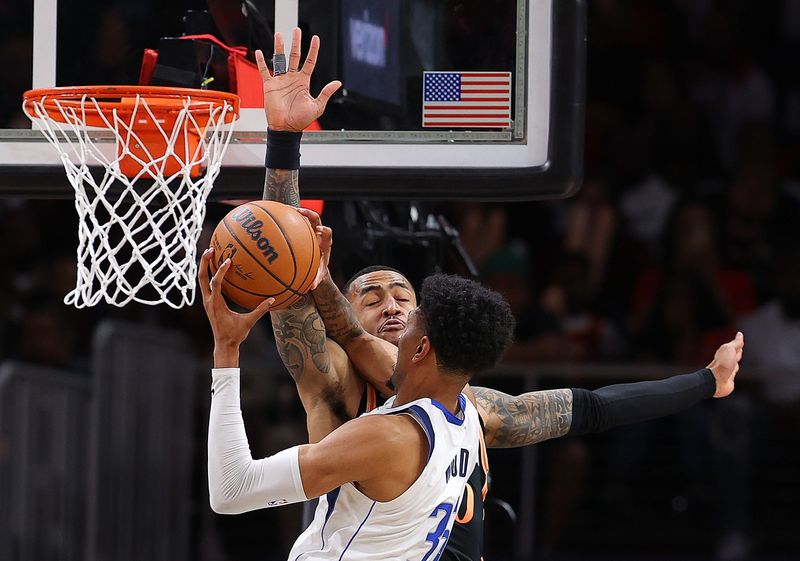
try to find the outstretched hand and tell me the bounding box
[198,248,274,365]
[255,27,342,132]
[296,207,332,289]
[707,332,745,398]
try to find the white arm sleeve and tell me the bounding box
[208,368,308,514]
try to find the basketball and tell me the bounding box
[209,201,320,310]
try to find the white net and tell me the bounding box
[24,89,238,308]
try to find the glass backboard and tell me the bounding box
[0,0,585,200]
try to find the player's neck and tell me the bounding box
[394,370,466,415]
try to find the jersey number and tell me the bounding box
[422,502,455,561]
[455,484,475,525]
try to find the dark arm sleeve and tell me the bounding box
[567,368,716,436]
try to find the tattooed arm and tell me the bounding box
[256,31,334,386]
[472,386,573,448]
[311,275,397,396]
[263,169,300,207]
[269,295,329,381]
[264,167,358,441]
[310,275,364,347]
[255,28,353,442]
[261,156,334,387]
[263,167,357,414]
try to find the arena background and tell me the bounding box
[0,2,799,561]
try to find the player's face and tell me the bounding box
[389,309,423,389]
[348,271,417,346]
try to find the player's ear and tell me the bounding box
[411,336,431,363]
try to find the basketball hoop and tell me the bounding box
[23,86,240,309]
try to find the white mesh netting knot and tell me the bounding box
[23,87,239,309]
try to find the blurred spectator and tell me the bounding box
[739,247,800,406]
[563,177,617,293]
[708,247,800,561]
[539,252,626,362]
[687,8,777,168]
[709,144,800,296]
[633,202,755,364]
[455,203,509,271]
[483,245,582,363]
[616,201,757,560]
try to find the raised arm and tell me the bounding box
[208,364,421,512]
[311,274,365,347]
[255,30,342,385]
[474,332,744,448]
[262,154,330,386]
[200,248,419,513]
[311,273,398,396]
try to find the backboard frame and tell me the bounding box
[0,0,585,201]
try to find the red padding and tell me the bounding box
[139,48,158,86]
[301,200,324,214]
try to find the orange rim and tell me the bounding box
[23,85,240,126]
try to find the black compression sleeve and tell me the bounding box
[568,368,716,436]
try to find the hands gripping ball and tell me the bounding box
[209,201,320,310]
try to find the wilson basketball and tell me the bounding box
[209,201,320,310]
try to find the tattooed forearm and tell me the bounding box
[302,313,330,372]
[473,386,573,448]
[263,168,300,207]
[263,163,324,381]
[311,275,365,347]
[271,295,331,382]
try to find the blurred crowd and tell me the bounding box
[1,1,799,560]
[439,3,800,560]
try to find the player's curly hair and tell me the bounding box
[418,274,515,375]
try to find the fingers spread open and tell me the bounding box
[316,80,343,108]
[289,27,302,72]
[302,35,320,75]
[255,49,271,81]
[274,31,285,56]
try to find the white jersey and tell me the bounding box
[288,394,480,561]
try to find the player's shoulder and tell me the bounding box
[349,410,424,449]
[392,393,479,432]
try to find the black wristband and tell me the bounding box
[265,129,302,170]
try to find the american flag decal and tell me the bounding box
[422,71,512,128]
